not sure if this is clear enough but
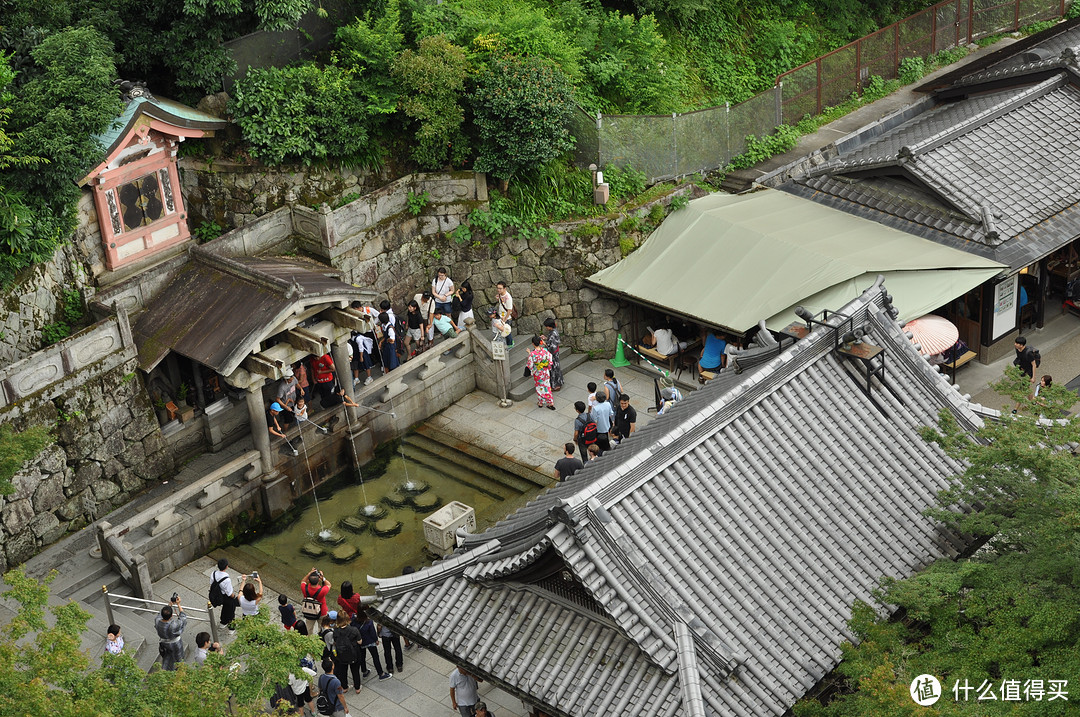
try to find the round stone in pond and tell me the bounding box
[301,542,325,558]
[330,543,361,563]
[372,518,403,537]
[410,492,441,512]
[357,504,388,521]
[340,516,368,534]
[382,491,410,509]
[317,529,345,545]
[399,480,430,495]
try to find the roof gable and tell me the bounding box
[370,280,982,717]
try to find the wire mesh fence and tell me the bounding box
[582,0,1072,181]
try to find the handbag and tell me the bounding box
[523,366,531,378]
[511,306,520,320]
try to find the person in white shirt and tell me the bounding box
[431,268,455,315]
[645,324,687,355]
[414,291,436,343]
[495,281,514,347]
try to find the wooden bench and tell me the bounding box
[636,339,701,375]
[947,350,978,382]
[699,370,716,383]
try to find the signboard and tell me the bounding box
[491,339,506,360]
[991,274,1018,342]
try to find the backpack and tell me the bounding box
[208,572,228,607]
[604,380,621,404]
[332,627,357,663]
[301,584,322,621]
[582,419,598,445]
[316,674,339,715]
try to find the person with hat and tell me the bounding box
[658,376,682,415]
[276,367,299,426]
[268,402,288,439]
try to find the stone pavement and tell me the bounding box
[154,555,527,717]
[427,358,659,477]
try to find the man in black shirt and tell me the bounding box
[553,443,583,481]
[1013,335,1040,384]
[613,394,637,445]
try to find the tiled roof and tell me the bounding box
[787,52,1080,270]
[369,280,978,717]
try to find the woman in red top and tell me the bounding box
[337,581,362,618]
[311,353,336,405]
[300,568,332,633]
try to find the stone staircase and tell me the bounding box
[403,424,550,497]
[504,342,589,402]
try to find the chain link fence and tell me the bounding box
[580,0,1072,182]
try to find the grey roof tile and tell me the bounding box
[369,281,981,717]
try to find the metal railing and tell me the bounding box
[102,588,222,645]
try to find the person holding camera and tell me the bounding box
[155,593,188,671]
[300,567,332,634]
[239,572,263,618]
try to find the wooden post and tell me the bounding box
[1014,0,1020,31]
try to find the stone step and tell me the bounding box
[53,557,124,600]
[508,350,589,402]
[398,443,520,501]
[413,423,551,489]
[403,433,540,493]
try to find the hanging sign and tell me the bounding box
[491,339,506,360]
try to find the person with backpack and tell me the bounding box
[209,558,239,629]
[1013,335,1041,384]
[602,369,623,407]
[572,401,594,463]
[332,612,364,693]
[377,312,400,374]
[300,567,332,634]
[315,671,349,716]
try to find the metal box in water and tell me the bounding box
[423,501,476,553]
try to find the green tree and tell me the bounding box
[1,566,317,715]
[230,62,385,166]
[392,34,471,169]
[795,368,1080,716]
[470,54,575,183]
[0,27,119,284]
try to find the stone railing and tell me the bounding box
[95,527,154,599]
[200,207,295,258]
[0,309,134,419]
[98,450,264,585]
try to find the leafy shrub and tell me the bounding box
[40,322,70,346]
[231,63,387,166]
[407,190,430,216]
[334,193,361,209]
[604,163,647,200]
[61,289,83,326]
[670,193,689,211]
[898,56,925,84]
[648,203,666,224]
[726,124,800,170]
[619,235,636,257]
[0,423,52,494]
[192,221,223,243]
[470,55,576,181]
[449,224,473,243]
[392,34,471,169]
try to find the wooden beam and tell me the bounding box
[242,353,284,379]
[285,327,330,355]
[322,307,375,333]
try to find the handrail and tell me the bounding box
[102,587,221,644]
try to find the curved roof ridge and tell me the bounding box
[370,539,500,597]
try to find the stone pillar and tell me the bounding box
[331,339,360,424]
[245,381,273,474]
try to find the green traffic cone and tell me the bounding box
[610,333,632,367]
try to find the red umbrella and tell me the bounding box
[903,314,959,356]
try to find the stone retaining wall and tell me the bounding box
[0,316,174,573]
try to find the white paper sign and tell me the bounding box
[491,339,506,360]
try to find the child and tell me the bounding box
[279,593,297,631]
[431,309,459,339]
[586,382,599,413]
[106,624,124,655]
[294,398,308,423]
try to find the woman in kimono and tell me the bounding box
[543,318,564,391]
[526,335,555,409]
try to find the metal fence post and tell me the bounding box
[894,23,900,78]
[775,84,783,127]
[672,112,678,180]
[103,586,115,627]
[725,102,731,165]
[968,0,974,44]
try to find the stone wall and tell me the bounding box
[0,239,94,367]
[178,158,391,230]
[0,318,174,572]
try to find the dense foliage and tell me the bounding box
[1,567,317,716]
[393,34,471,168]
[794,368,1080,716]
[471,55,576,181]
